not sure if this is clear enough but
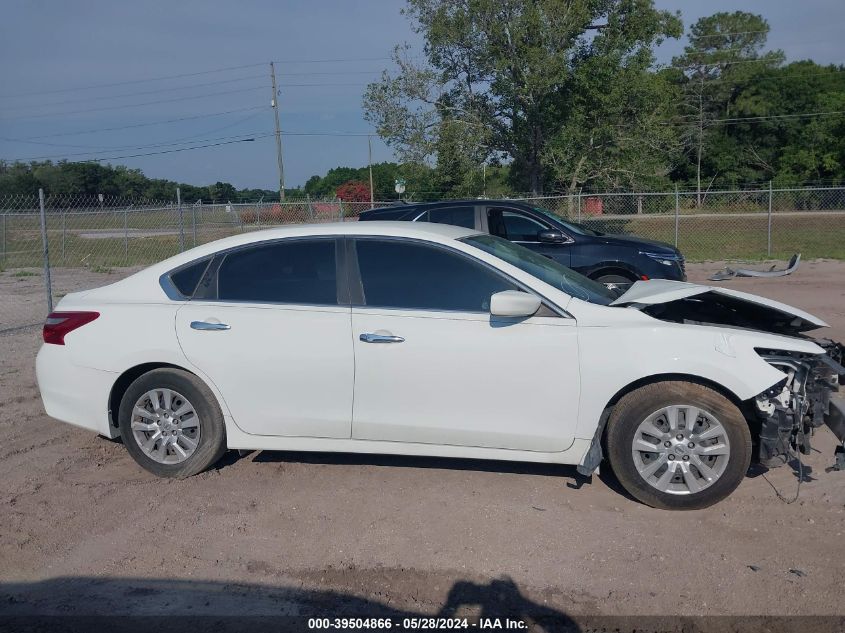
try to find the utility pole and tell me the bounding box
[270,62,286,202]
[368,135,374,206]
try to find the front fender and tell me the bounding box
[573,322,822,441]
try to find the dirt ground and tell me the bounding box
[1,260,844,624]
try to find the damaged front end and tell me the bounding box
[753,340,845,472]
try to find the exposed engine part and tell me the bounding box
[709,253,801,281]
[754,341,845,472]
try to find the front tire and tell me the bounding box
[605,381,752,510]
[118,368,227,478]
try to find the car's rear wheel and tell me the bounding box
[118,368,226,478]
[593,272,636,292]
[605,381,752,510]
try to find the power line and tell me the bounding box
[0,86,268,121]
[5,132,273,161]
[671,110,845,124]
[3,129,380,161]
[5,106,267,141]
[0,56,398,100]
[23,137,264,164]
[684,67,845,85]
[686,30,770,40]
[0,74,268,111]
[0,62,268,99]
[2,111,267,150]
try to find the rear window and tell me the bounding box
[169,258,210,297]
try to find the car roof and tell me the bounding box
[158,221,483,266]
[360,199,533,214]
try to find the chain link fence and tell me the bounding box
[1,186,844,334]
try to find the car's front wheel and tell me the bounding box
[605,381,752,510]
[118,368,227,478]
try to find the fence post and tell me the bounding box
[177,187,185,252]
[38,189,53,313]
[674,185,680,248]
[124,206,129,265]
[191,202,197,247]
[577,190,582,223]
[1,213,5,266]
[307,194,315,220]
[61,211,66,266]
[256,201,261,227]
[767,180,773,257]
[338,197,344,221]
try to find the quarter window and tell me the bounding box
[355,239,515,312]
[169,257,211,297]
[216,239,338,305]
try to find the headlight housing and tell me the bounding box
[639,251,683,266]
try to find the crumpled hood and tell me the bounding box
[611,279,828,334]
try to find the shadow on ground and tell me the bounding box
[0,575,580,632]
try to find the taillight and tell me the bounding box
[43,311,100,345]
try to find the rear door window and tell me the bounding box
[215,239,338,305]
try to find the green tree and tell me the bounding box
[364,0,681,195]
[671,11,783,200]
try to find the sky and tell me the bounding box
[0,0,843,191]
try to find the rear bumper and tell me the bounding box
[36,344,119,438]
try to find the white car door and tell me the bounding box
[175,237,353,438]
[350,237,580,452]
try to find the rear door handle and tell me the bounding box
[190,320,231,331]
[359,333,404,344]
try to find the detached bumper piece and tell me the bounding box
[755,340,845,472]
[709,253,801,281]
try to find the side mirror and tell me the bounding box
[537,230,566,243]
[490,290,541,318]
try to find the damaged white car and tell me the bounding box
[35,223,845,510]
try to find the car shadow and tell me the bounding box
[0,575,581,632]
[222,449,642,505]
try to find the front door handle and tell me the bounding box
[359,332,404,344]
[190,320,231,331]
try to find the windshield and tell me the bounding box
[461,234,617,305]
[531,207,602,236]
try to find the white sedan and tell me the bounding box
[36,222,845,509]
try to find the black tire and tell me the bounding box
[118,368,227,478]
[605,381,752,510]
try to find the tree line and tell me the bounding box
[0,160,295,203]
[364,4,845,197]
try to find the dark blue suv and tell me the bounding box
[358,199,686,289]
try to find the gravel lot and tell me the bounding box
[1,260,844,623]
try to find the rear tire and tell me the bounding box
[118,368,227,478]
[605,381,751,510]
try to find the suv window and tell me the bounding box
[488,209,550,242]
[355,239,514,312]
[216,239,337,305]
[418,206,476,229]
